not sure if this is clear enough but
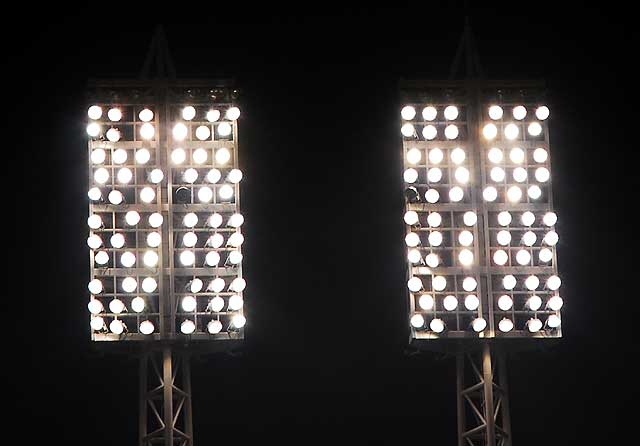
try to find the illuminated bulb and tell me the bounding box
[217,122,232,137]
[228,295,243,311]
[528,122,542,136]
[94,167,109,184]
[149,213,163,228]
[181,320,196,334]
[140,320,154,335]
[208,278,225,293]
[87,234,102,250]
[141,277,158,293]
[539,248,553,263]
[117,168,133,184]
[140,123,155,139]
[407,249,422,264]
[544,231,559,246]
[504,123,519,140]
[406,148,421,164]
[427,231,442,247]
[208,213,223,228]
[106,128,121,142]
[462,277,477,292]
[87,123,101,137]
[401,123,415,137]
[88,279,103,295]
[183,168,198,184]
[110,233,125,249]
[206,110,220,122]
[490,166,505,182]
[548,295,563,311]
[173,123,188,141]
[172,148,186,164]
[207,234,224,248]
[131,297,145,313]
[535,167,550,183]
[87,215,102,229]
[528,185,542,199]
[180,250,195,266]
[426,212,441,227]
[227,232,244,247]
[88,299,103,315]
[498,318,514,332]
[425,253,439,268]
[507,186,522,203]
[444,105,459,120]
[111,149,127,165]
[207,320,223,334]
[147,232,161,248]
[454,167,470,184]
[509,147,525,164]
[404,211,419,226]
[463,212,477,227]
[428,148,444,164]
[512,106,527,120]
[109,298,125,314]
[215,148,231,165]
[90,149,106,165]
[503,275,516,290]
[425,189,440,203]
[458,249,474,266]
[525,275,540,291]
[183,213,198,227]
[527,296,543,312]
[418,294,434,310]
[122,277,137,293]
[458,230,473,247]
[444,124,458,139]
[521,211,535,226]
[483,123,497,140]
[190,278,204,293]
[493,250,508,265]
[405,232,420,247]
[427,168,442,183]
[108,190,123,205]
[90,317,105,331]
[139,108,153,122]
[449,186,464,202]
[513,167,527,183]
[443,295,458,311]
[450,147,465,164]
[88,105,102,120]
[533,148,548,163]
[108,108,122,122]
[148,169,164,184]
[527,318,543,332]
[543,212,557,227]
[522,231,537,246]
[219,185,234,200]
[422,125,437,140]
[535,106,550,120]
[230,277,246,292]
[487,147,503,163]
[410,314,425,328]
[207,168,222,183]
[181,296,197,312]
[498,295,513,311]
[135,148,151,164]
[516,249,531,265]
[120,251,136,267]
[431,276,447,291]
[430,318,445,333]
[472,318,487,332]
[407,276,424,292]
[140,187,155,203]
[95,251,109,265]
[228,169,243,184]
[196,125,211,141]
[547,275,561,290]
[547,314,561,328]
[483,186,497,202]
[205,251,221,266]
[488,105,503,120]
[143,251,159,267]
[401,105,416,120]
[226,107,241,120]
[182,106,196,121]
[183,232,197,248]
[422,106,437,121]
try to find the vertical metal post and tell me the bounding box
[482,344,496,446]
[456,352,465,446]
[498,353,513,446]
[183,353,194,445]
[139,353,148,446]
[163,347,174,446]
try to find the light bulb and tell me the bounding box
[181,296,197,312]
[208,213,223,228]
[527,296,543,311]
[444,124,458,140]
[483,123,497,140]
[95,251,109,265]
[88,105,102,120]
[528,185,542,199]
[205,251,221,266]
[422,125,437,140]
[535,106,550,120]
[231,314,247,329]
[418,294,434,310]
[488,105,503,120]
[183,213,198,227]
[140,320,154,335]
[230,277,246,292]
[226,107,241,120]
[472,318,487,332]
[140,123,155,140]
[539,248,553,263]
[498,294,513,311]
[428,231,442,247]
[525,275,540,291]
[135,148,151,164]
[112,148,127,164]
[198,186,214,202]
[207,234,224,248]
[522,231,537,246]
[428,148,444,164]
[131,297,145,313]
[487,147,503,163]
[458,230,473,247]
[87,234,102,250]
[430,318,445,333]
[547,314,561,328]
[87,123,101,137]
[548,295,563,311]
[507,186,522,203]
[88,279,103,295]
[424,189,440,203]
[401,105,416,120]
[497,211,512,226]
[149,169,164,184]
[228,295,243,311]
[512,106,527,120]
[527,318,543,332]
[498,318,514,332]
[404,211,419,226]
[483,186,497,202]
[401,123,415,137]
[90,317,105,331]
[407,249,422,264]
[410,314,425,328]
[544,231,559,246]
[426,212,441,227]
[94,167,109,184]
[142,277,158,293]
[122,277,137,293]
[207,320,223,334]
[449,186,464,202]
[206,110,221,122]
[120,251,136,267]
[433,276,447,291]
[139,108,153,122]
[206,169,222,183]
[149,213,163,228]
[513,167,527,183]
[528,122,542,136]
[117,168,133,184]
[147,232,161,248]
[535,167,550,183]
[219,184,234,200]
[406,148,421,165]
[110,319,125,335]
[463,212,477,226]
[108,108,122,122]
[228,169,243,184]
[425,253,439,267]
[422,106,437,121]
[443,295,458,311]
[110,233,125,249]
[463,277,477,292]
[196,125,211,141]
[143,251,159,267]
[88,299,103,315]
[215,148,231,165]
[208,278,225,293]
[190,278,204,293]
[182,106,196,121]
[509,147,525,164]
[227,232,244,248]
[91,148,106,164]
[459,249,474,266]
[407,277,423,292]
[454,167,470,184]
[547,275,561,290]
[533,148,548,163]
[109,298,125,314]
[180,250,195,266]
[217,122,232,137]
[503,275,516,290]
[426,167,442,183]
[106,128,121,142]
[181,319,196,334]
[183,168,198,184]
[108,190,123,205]
[171,148,186,164]
[444,105,459,120]
[450,147,465,164]
[543,212,557,227]
[497,230,511,246]
[493,250,508,265]
[490,166,505,182]
[516,249,531,265]
[140,187,155,203]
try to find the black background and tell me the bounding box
[6,4,639,445]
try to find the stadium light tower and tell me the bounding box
[401,19,561,446]
[85,26,245,446]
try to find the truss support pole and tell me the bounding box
[456,344,512,446]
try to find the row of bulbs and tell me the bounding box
[90,314,246,335]
[410,314,559,334]
[406,146,549,167]
[91,166,240,186]
[89,294,243,316]
[408,274,561,293]
[88,276,247,295]
[415,292,563,313]
[405,164,549,185]
[400,105,549,122]
[481,122,543,140]
[90,182,234,204]
[88,211,243,231]
[487,147,548,164]
[406,184,544,203]
[404,210,557,228]
[90,147,234,167]
[88,105,240,123]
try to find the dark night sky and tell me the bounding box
[6,4,639,445]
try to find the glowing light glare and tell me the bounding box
[147,232,161,248]
[207,320,223,334]
[504,123,519,140]
[462,277,477,292]
[196,125,211,141]
[483,186,497,202]
[122,277,138,293]
[407,249,422,264]
[110,319,125,335]
[171,148,186,164]
[94,167,109,184]
[444,105,459,120]
[182,106,196,121]
[513,167,527,183]
[499,318,514,332]
[483,123,498,140]
[533,148,548,163]
[426,212,441,227]
[422,106,437,121]
[490,166,505,182]
[88,105,102,120]
[405,232,420,247]
[106,128,121,142]
[109,298,125,314]
[547,314,561,328]
[422,125,437,140]
[535,167,550,183]
[183,168,198,184]
[407,277,423,292]
[87,214,102,229]
[458,230,473,247]
[403,211,419,226]
[87,234,102,249]
[528,122,542,136]
[507,186,522,203]
[401,123,415,137]
[458,249,474,266]
[140,123,155,140]
[444,124,459,140]
[208,233,224,249]
[503,275,516,290]
[215,148,231,165]
[512,106,527,120]
[142,277,158,293]
[410,314,425,328]
[140,320,154,335]
[190,278,204,293]
[454,167,470,184]
[522,231,537,246]
[487,147,503,163]
[208,278,225,293]
[425,253,439,267]
[516,249,531,265]
[182,232,197,248]
[430,318,445,333]
[95,251,109,265]
[173,123,188,141]
[488,105,503,120]
[88,299,103,315]
[90,149,106,165]
[472,318,487,332]
[401,105,416,120]
[205,251,221,266]
[418,294,434,310]
[208,213,223,228]
[181,320,196,334]
[148,169,163,184]
[548,295,563,311]
[227,232,244,248]
[108,108,122,122]
[428,148,444,165]
[539,248,553,263]
[525,275,540,291]
[450,147,466,164]
[131,297,145,313]
[206,169,222,184]
[139,108,153,122]
[427,167,442,183]
[117,168,133,184]
[135,148,151,164]
[528,186,542,199]
[544,231,559,246]
[527,318,543,332]
[88,279,103,295]
[180,251,195,266]
[229,213,244,228]
[90,317,105,331]
[428,231,443,247]
[547,275,561,290]
[425,189,440,203]
[406,148,421,165]
[493,250,508,265]
[449,186,464,202]
[536,106,550,120]
[230,278,247,293]
[111,148,127,164]
[182,296,197,312]
[463,212,477,226]
[143,250,159,267]
[228,295,243,311]
[217,122,232,136]
[443,295,458,311]
[498,211,512,226]
[87,122,101,137]
[543,212,557,227]
[527,296,543,311]
[108,190,123,205]
[206,110,221,122]
[510,148,525,165]
[149,213,163,228]
[120,251,136,267]
[110,233,125,249]
[140,187,155,203]
[192,148,208,165]
[218,184,234,200]
[183,213,198,227]
[498,294,513,311]
[226,107,241,120]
